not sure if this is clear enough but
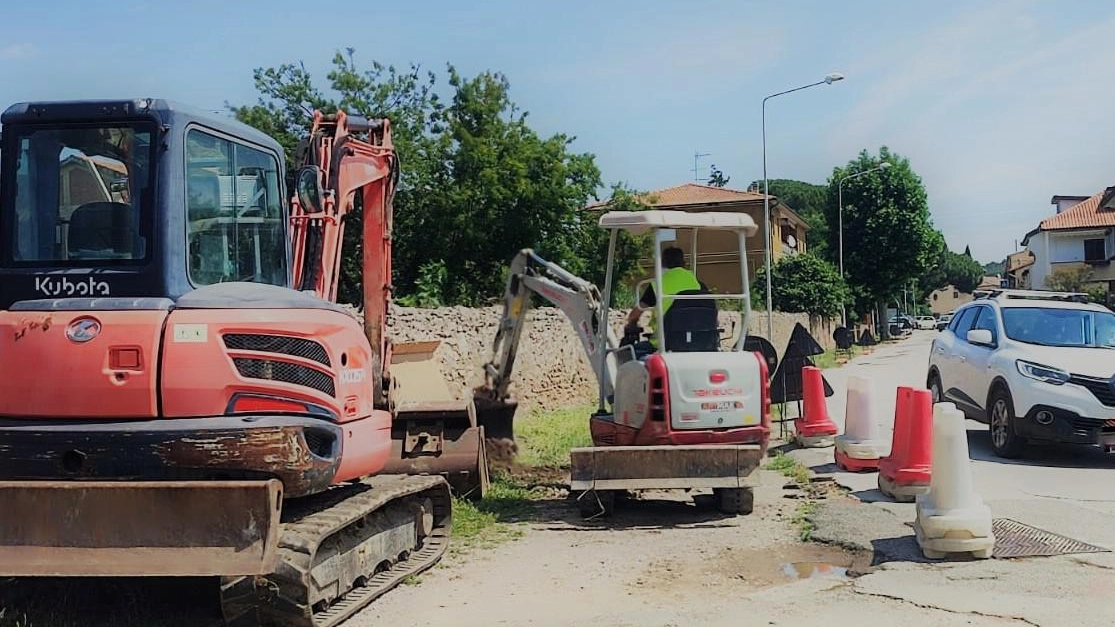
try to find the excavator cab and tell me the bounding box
[0,99,291,307]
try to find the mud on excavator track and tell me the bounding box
[221,474,451,627]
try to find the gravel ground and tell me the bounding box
[351,468,864,627]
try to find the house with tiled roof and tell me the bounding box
[1021,190,1115,293]
[1003,249,1035,288]
[584,183,809,294]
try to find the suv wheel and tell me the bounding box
[927,373,943,404]
[988,386,1025,459]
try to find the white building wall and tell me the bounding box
[1026,234,1050,290]
[1050,233,1084,263]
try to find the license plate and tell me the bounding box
[701,401,733,411]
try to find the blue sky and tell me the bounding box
[3,0,1113,264]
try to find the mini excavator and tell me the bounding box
[476,211,772,516]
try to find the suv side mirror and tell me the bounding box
[967,329,994,346]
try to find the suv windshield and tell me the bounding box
[2,124,154,264]
[1001,306,1115,348]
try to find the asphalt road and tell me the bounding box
[790,330,1115,549]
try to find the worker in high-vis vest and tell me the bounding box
[625,246,706,337]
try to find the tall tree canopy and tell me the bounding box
[232,50,608,306]
[823,147,937,336]
[918,239,986,298]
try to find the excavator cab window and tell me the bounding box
[2,124,153,264]
[185,128,286,287]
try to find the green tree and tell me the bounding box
[824,148,937,339]
[707,165,730,187]
[754,253,847,319]
[580,184,655,307]
[1046,266,1094,292]
[749,178,829,259]
[230,49,443,171]
[983,260,1005,275]
[963,245,972,257]
[233,51,606,307]
[916,229,948,300]
[918,236,985,300]
[943,251,985,293]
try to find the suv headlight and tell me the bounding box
[1016,360,1070,385]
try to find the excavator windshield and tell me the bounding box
[1,123,154,265]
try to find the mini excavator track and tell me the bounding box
[220,474,451,627]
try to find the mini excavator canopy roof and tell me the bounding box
[597,209,759,236]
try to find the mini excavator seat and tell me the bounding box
[662,288,719,352]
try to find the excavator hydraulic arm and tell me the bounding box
[472,249,621,450]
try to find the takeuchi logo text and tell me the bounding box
[35,276,110,297]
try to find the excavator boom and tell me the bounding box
[482,248,618,403]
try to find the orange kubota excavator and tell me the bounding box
[0,99,491,625]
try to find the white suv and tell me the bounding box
[926,289,1115,458]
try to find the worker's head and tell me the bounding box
[662,246,685,269]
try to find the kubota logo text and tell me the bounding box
[35,276,110,297]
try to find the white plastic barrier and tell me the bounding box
[834,376,888,468]
[913,402,995,559]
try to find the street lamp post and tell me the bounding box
[837,161,891,327]
[762,72,844,342]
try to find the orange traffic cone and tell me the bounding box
[795,366,838,448]
[877,386,933,502]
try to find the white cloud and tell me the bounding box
[0,44,34,60]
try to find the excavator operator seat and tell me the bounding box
[662,288,719,352]
[67,201,142,259]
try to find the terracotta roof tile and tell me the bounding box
[1040,191,1115,230]
[583,183,811,229]
[584,183,769,211]
[639,183,769,207]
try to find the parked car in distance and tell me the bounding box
[926,289,1115,458]
[936,313,952,331]
[888,316,913,336]
[916,316,937,330]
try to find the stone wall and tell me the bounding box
[386,305,836,413]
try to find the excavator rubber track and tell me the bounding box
[220,474,451,627]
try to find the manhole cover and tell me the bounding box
[992,518,1109,559]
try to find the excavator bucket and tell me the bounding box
[472,392,520,467]
[384,341,489,499]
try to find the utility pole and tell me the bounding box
[692,151,711,183]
